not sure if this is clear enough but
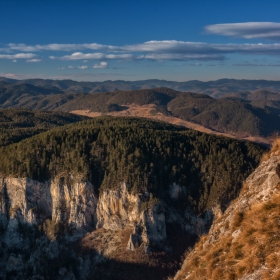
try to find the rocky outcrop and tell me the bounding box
[206,152,280,245]
[126,204,168,252]
[0,176,98,232]
[97,183,169,252]
[0,176,99,280]
[96,182,141,231]
[0,176,217,279]
[51,177,97,230]
[174,151,280,280]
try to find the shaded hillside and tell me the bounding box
[169,96,280,137]
[0,81,63,96]
[0,117,265,212]
[173,139,280,280]
[223,89,280,101]
[57,87,177,112]
[0,108,88,147]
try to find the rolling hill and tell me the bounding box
[1,79,280,142]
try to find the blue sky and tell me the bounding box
[1,0,280,82]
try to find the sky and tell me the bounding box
[1,0,280,82]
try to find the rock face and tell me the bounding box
[126,204,167,252]
[0,177,213,279]
[173,152,280,280]
[0,177,98,232]
[96,183,168,252]
[50,177,97,230]
[96,183,141,231]
[0,176,99,280]
[205,153,280,246]
[0,177,52,226]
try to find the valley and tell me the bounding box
[0,116,266,279]
[0,77,279,279]
[70,104,271,146]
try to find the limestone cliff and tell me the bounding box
[0,177,97,231]
[96,183,141,231]
[0,177,213,279]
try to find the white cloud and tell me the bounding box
[78,65,88,69]
[205,22,280,39]
[51,52,134,61]
[46,41,280,62]
[4,39,280,64]
[0,53,37,59]
[50,52,105,60]
[105,54,133,59]
[144,53,224,61]
[12,60,17,63]
[8,43,112,52]
[68,65,74,69]
[93,61,108,68]
[26,58,41,62]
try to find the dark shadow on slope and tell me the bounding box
[79,223,197,280]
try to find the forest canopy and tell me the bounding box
[0,116,266,212]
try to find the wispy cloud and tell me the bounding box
[205,22,280,39]
[189,63,202,66]
[0,53,37,59]
[0,72,45,79]
[26,58,41,62]
[78,65,88,69]
[45,41,280,62]
[4,39,280,64]
[233,63,280,67]
[8,43,114,52]
[93,62,108,68]
[50,52,133,61]
[50,52,104,60]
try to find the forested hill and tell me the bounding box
[0,83,280,138]
[0,108,88,147]
[0,117,266,212]
[57,89,280,138]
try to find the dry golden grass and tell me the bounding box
[175,193,280,280]
[71,105,271,146]
[261,138,280,162]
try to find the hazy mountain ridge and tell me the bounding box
[1,77,280,96]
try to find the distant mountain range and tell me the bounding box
[1,77,280,97]
[1,77,280,142]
